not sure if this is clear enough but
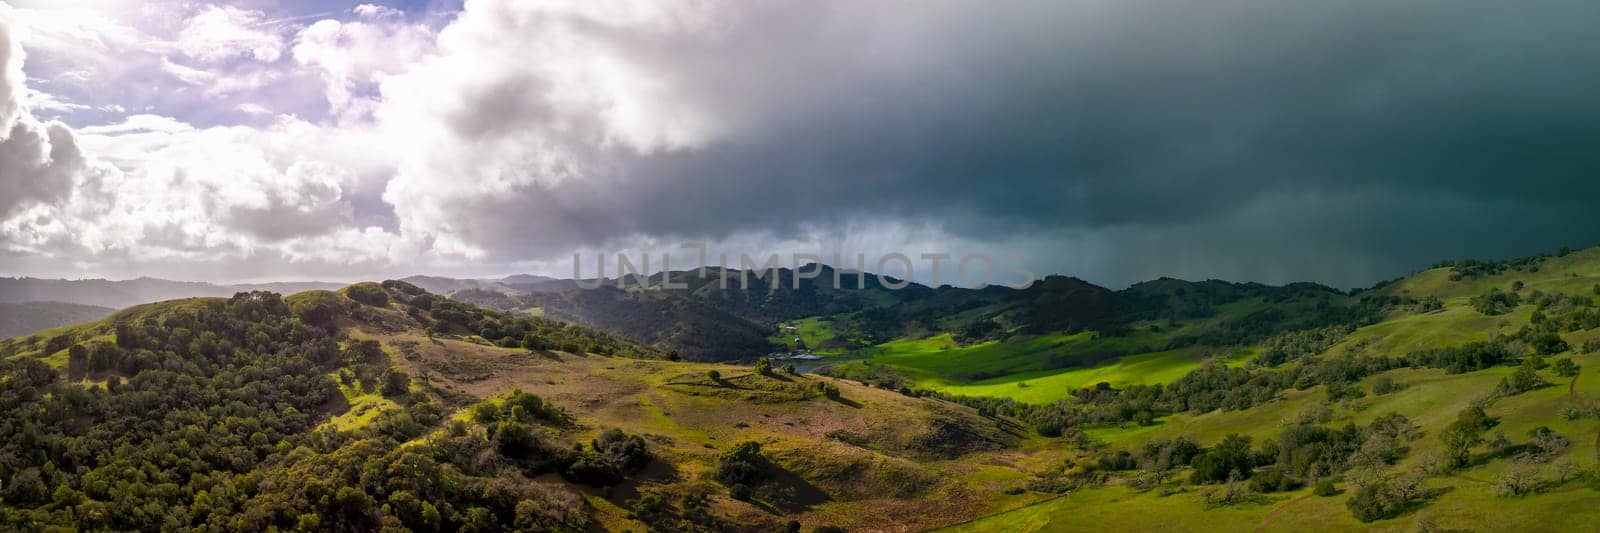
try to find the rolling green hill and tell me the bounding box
[917,246,1600,531]
[6,246,1600,531]
[0,281,1054,532]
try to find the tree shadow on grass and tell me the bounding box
[748,465,832,514]
[826,395,863,409]
[608,458,683,506]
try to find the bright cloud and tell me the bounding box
[175,5,284,63]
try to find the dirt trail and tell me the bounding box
[1253,492,1313,532]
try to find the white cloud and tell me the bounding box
[175,5,285,64]
[353,4,403,20]
[292,12,432,118]
[236,102,270,115]
[0,16,19,132]
[370,0,732,261]
[0,11,411,277]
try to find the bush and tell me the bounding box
[1497,365,1548,396]
[708,370,722,382]
[1493,467,1544,497]
[344,282,390,307]
[728,483,753,501]
[1190,434,1253,484]
[1313,480,1338,497]
[381,279,427,295]
[287,290,345,326]
[593,427,651,471]
[1371,376,1403,395]
[1552,357,1580,378]
[754,359,773,376]
[714,441,769,487]
[1470,288,1520,315]
[1249,469,1297,493]
[1346,476,1422,522]
[565,454,623,487]
[521,334,550,351]
[1531,333,1570,356]
[381,368,412,397]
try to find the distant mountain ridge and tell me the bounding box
[0,301,115,338]
[0,277,345,310]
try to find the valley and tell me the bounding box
[3,247,1600,531]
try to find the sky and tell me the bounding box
[1,0,1599,288]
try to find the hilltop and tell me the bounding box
[0,281,1051,532]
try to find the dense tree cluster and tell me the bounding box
[713,441,772,501]
[1469,288,1523,315]
[1255,325,1355,367]
[1435,254,1548,281]
[1080,412,1423,517]
[0,287,660,531]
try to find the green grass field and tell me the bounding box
[932,347,1253,404]
[318,372,401,432]
[954,348,1600,532]
[772,316,846,353]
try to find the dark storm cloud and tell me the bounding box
[418,0,1600,287]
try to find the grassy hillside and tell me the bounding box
[0,281,1058,532]
[7,245,1600,531]
[924,246,1600,530]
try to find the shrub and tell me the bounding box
[1313,480,1338,496]
[381,368,412,397]
[1190,434,1253,484]
[708,370,722,382]
[1249,469,1297,493]
[1326,383,1367,402]
[1469,288,1520,315]
[469,402,500,424]
[345,282,390,307]
[593,427,651,471]
[754,359,773,376]
[566,454,623,486]
[714,441,769,487]
[1523,426,1570,463]
[1371,376,1403,395]
[380,279,427,295]
[521,334,550,351]
[288,290,345,326]
[1552,357,1580,378]
[1496,365,1548,396]
[1531,334,1570,356]
[1493,466,1544,497]
[728,483,753,501]
[1346,476,1422,522]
